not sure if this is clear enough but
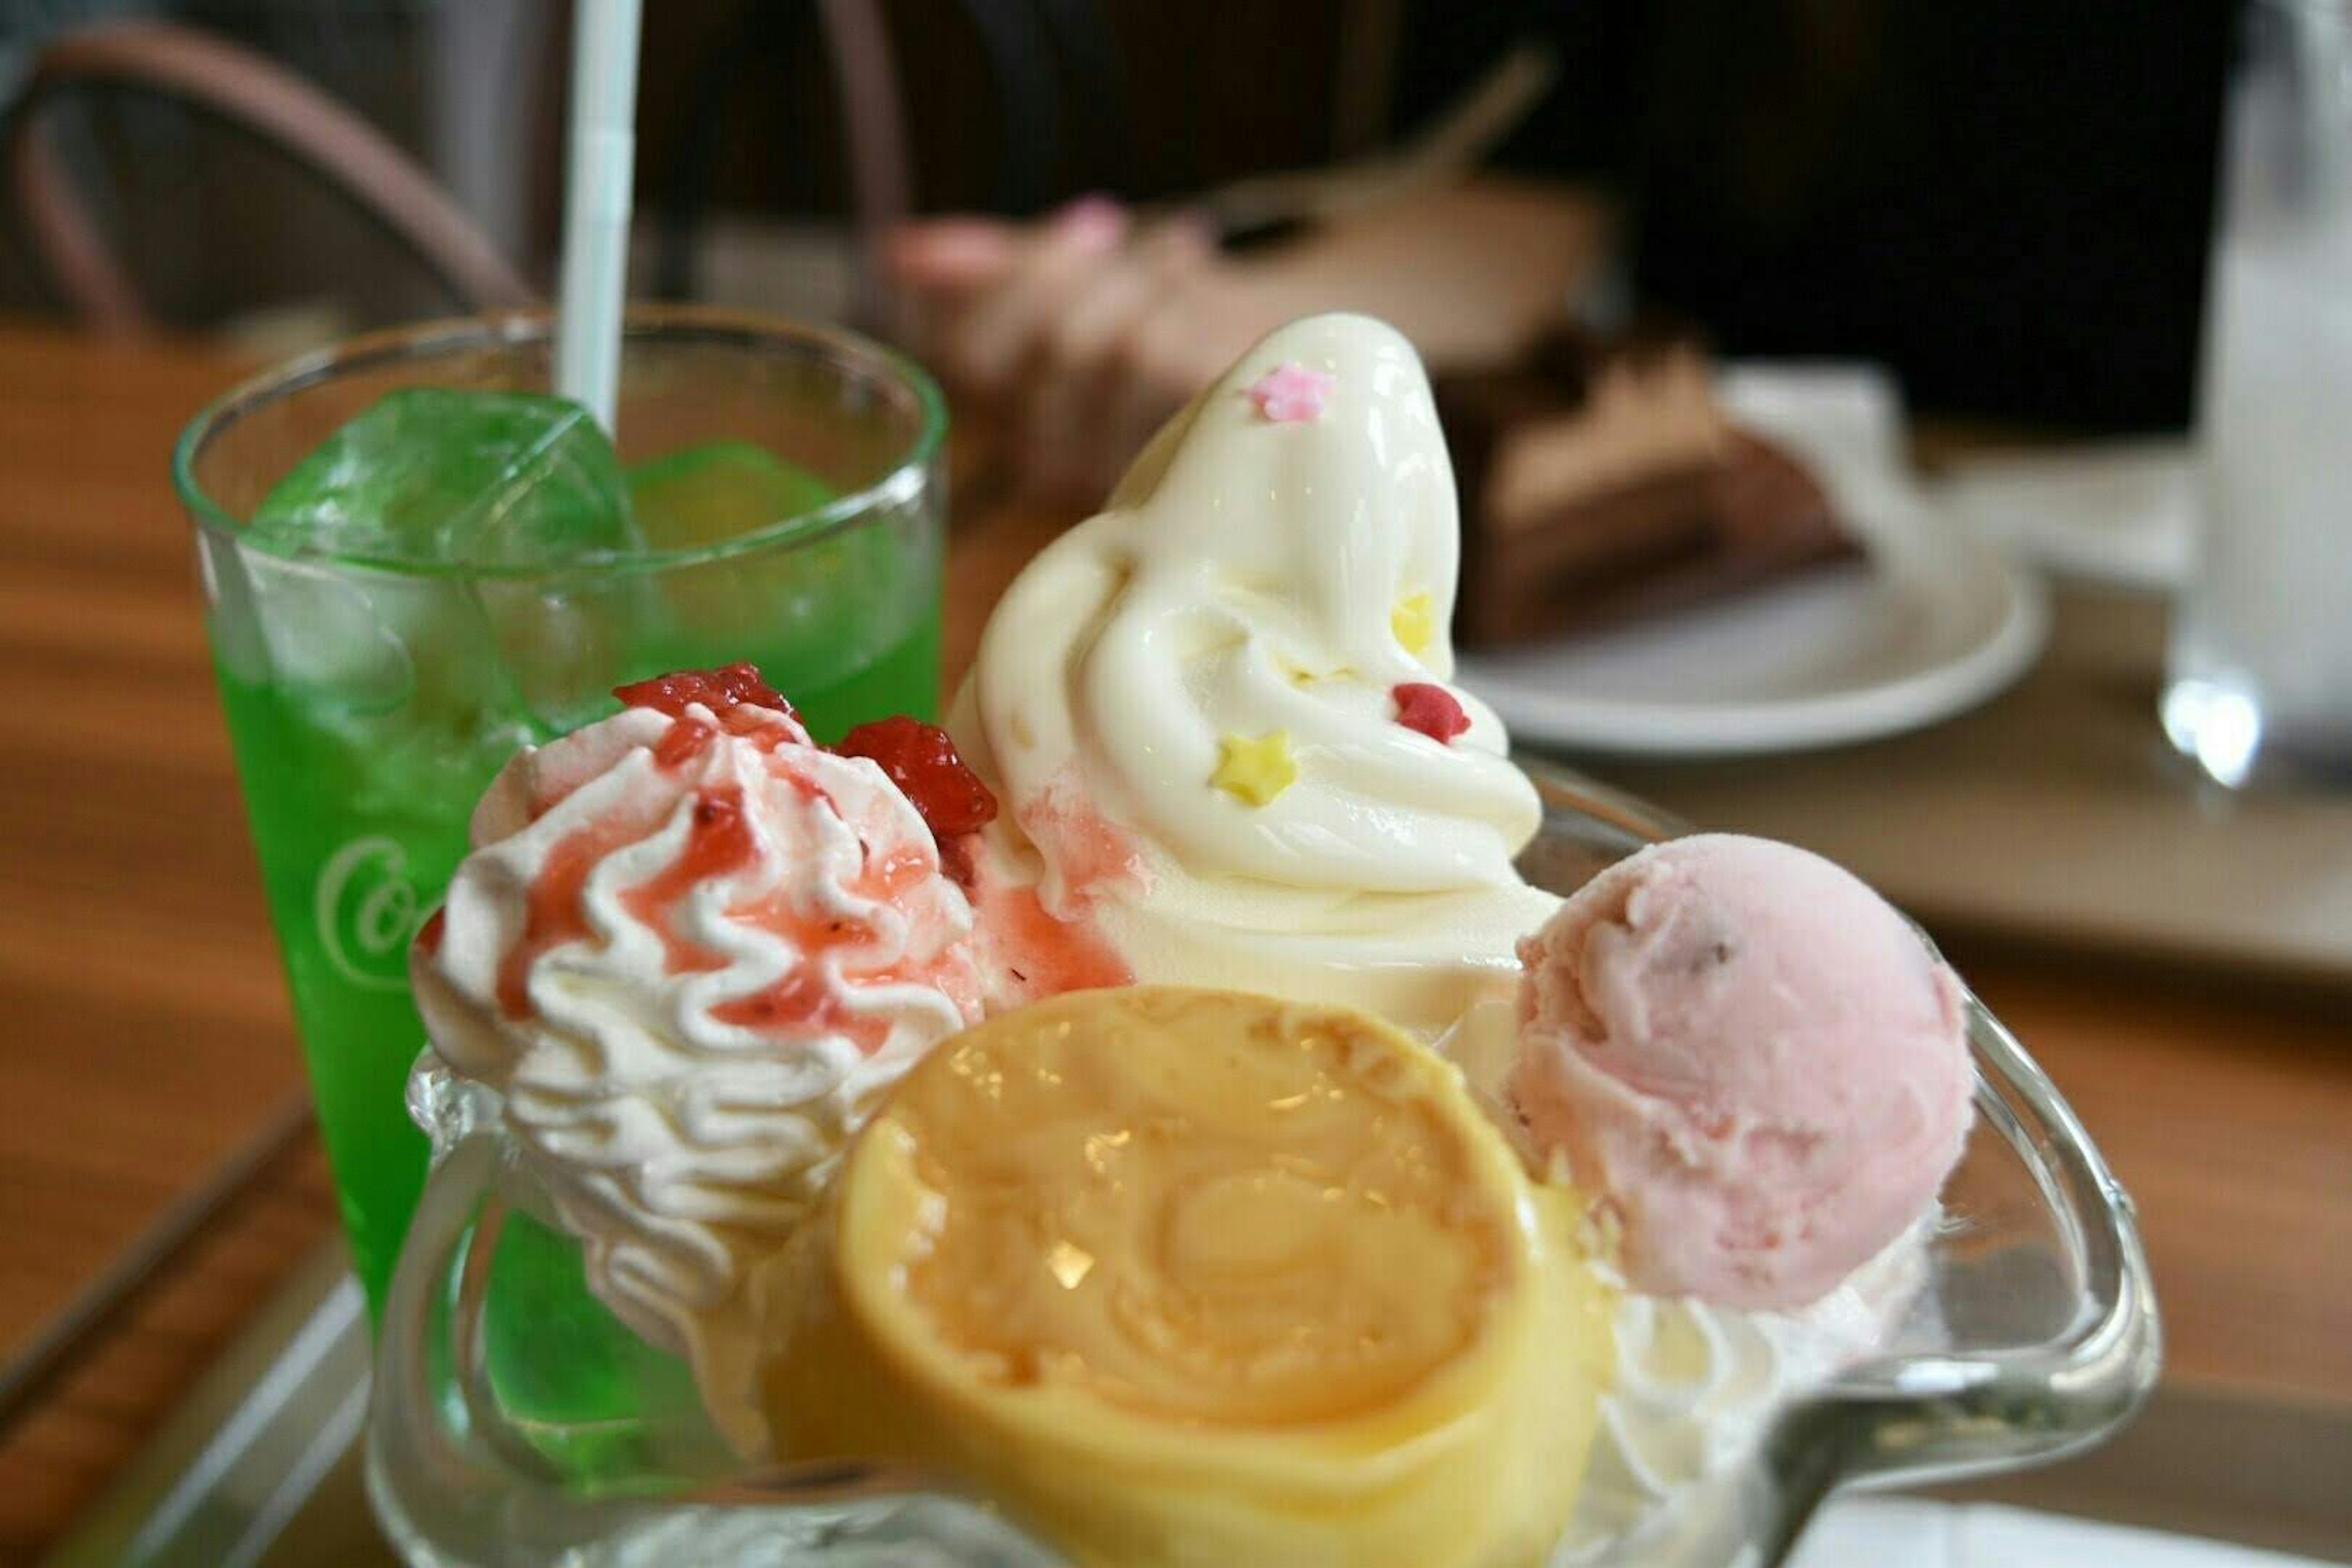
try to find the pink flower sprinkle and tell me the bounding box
[1392,682,1470,744]
[1245,362,1335,423]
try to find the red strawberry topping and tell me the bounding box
[614,663,800,728]
[835,715,1000,840]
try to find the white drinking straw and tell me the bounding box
[553,0,642,432]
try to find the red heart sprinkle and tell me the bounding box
[1392,682,1470,744]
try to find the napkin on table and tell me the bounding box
[1795,1499,2331,1567]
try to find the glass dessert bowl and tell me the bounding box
[368,760,2158,1567]
[362,313,2155,1565]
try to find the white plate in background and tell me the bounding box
[1933,439,2195,593]
[1456,366,2049,759]
[1794,1499,2326,1568]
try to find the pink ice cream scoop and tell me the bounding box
[1510,834,1972,1310]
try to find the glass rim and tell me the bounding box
[172,303,948,582]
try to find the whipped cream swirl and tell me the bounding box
[1444,998,1935,1564]
[954,312,1559,1035]
[1558,1224,1932,1564]
[411,698,982,1451]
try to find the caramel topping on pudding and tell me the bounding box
[764,986,1614,1567]
[884,987,1517,1426]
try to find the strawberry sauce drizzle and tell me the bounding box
[970,775,1142,1002]
[619,785,756,974]
[498,815,643,1019]
[711,966,889,1054]
[614,663,799,730]
[709,851,899,1055]
[981,886,1133,998]
[1020,783,1147,900]
[654,716,718,769]
[617,667,995,844]
[482,666,982,1049]
[621,663,804,776]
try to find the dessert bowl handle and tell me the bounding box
[1517,760,2162,1568]
[366,1131,594,1563]
[366,1130,1061,1564]
[1748,984,2163,1567]
[368,1134,721,1561]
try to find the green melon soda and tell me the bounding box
[212,387,938,1476]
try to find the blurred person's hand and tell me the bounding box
[884,181,1605,506]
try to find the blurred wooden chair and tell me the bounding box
[650,0,913,331]
[4,18,535,335]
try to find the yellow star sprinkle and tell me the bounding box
[1211,729,1297,806]
[1391,591,1436,655]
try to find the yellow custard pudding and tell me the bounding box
[760,986,1614,1566]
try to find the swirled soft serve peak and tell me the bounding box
[950,312,1559,1036]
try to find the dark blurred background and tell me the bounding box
[1,0,2230,429]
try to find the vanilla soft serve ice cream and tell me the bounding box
[409,668,984,1452]
[951,313,1560,1036]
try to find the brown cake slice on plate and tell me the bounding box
[1436,333,1860,649]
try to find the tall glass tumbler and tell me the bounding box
[2165,0,2352,786]
[175,308,946,1316]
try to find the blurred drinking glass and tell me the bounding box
[2165,0,2352,787]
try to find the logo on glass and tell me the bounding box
[315,835,423,990]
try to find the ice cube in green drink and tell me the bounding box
[625,439,835,551]
[625,440,856,663]
[251,388,641,566]
[246,388,652,745]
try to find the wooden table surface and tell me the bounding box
[1,319,2348,1560]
